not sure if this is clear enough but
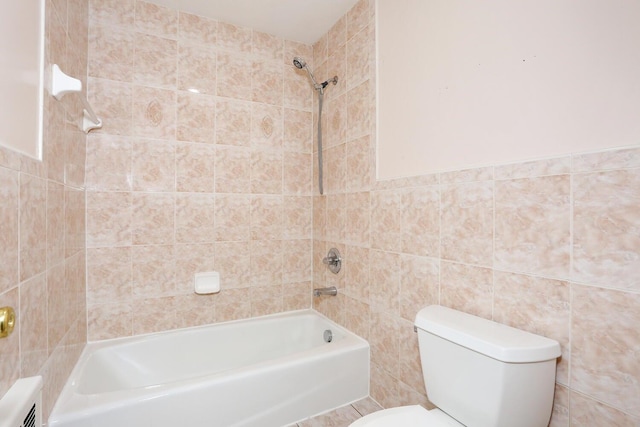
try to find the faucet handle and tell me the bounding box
[322,248,341,274]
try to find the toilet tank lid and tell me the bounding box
[415,306,561,363]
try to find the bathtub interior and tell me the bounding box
[49,309,370,427]
[74,310,352,394]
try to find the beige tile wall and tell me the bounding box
[84,0,315,340]
[0,0,89,418]
[313,1,640,426]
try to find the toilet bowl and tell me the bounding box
[350,305,561,427]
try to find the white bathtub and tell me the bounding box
[48,310,369,427]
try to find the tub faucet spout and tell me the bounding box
[313,286,338,297]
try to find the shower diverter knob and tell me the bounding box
[322,248,342,274]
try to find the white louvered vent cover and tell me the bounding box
[0,376,42,427]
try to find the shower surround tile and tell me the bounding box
[177,44,217,95]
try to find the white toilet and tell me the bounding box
[351,305,561,427]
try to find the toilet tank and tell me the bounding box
[415,306,561,427]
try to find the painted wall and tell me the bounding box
[84,0,315,340]
[313,0,640,425]
[376,0,640,179]
[0,0,89,418]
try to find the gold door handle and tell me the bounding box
[0,306,16,338]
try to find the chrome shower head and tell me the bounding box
[293,57,306,69]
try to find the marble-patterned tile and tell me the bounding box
[88,78,133,136]
[572,146,640,172]
[370,362,401,409]
[250,195,283,241]
[19,174,47,281]
[297,404,362,427]
[175,193,216,243]
[352,398,383,417]
[215,99,251,147]
[326,94,347,148]
[573,168,640,291]
[131,139,175,192]
[215,145,251,193]
[284,108,312,153]
[88,25,134,82]
[441,181,493,266]
[284,152,312,195]
[175,243,215,293]
[251,103,283,150]
[343,296,370,341]
[176,92,216,143]
[217,21,251,53]
[346,23,373,90]
[570,390,640,427]
[134,1,177,39]
[250,283,283,317]
[214,241,250,289]
[370,189,402,252]
[283,196,312,240]
[88,0,134,28]
[346,81,372,141]
[177,43,217,95]
[400,255,439,322]
[216,52,252,101]
[133,296,180,335]
[440,261,493,320]
[495,175,570,279]
[86,191,132,247]
[0,288,20,397]
[132,245,176,298]
[325,144,347,194]
[549,384,570,427]
[176,142,216,193]
[133,33,177,89]
[346,135,372,192]
[494,156,570,180]
[401,186,439,258]
[85,134,132,191]
[441,166,493,184]
[346,0,374,41]
[282,239,312,284]
[87,301,133,341]
[250,240,283,286]
[252,60,284,106]
[326,42,346,101]
[345,191,370,247]
[20,274,48,376]
[86,246,132,304]
[0,167,19,293]
[328,15,347,51]
[493,272,570,384]
[284,65,313,111]
[250,149,283,194]
[178,12,217,46]
[132,85,176,140]
[571,285,640,417]
[214,194,251,242]
[216,288,251,322]
[369,250,401,315]
[325,194,346,243]
[398,317,424,393]
[344,245,370,303]
[131,192,175,245]
[283,281,311,311]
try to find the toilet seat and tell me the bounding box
[349,406,464,427]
